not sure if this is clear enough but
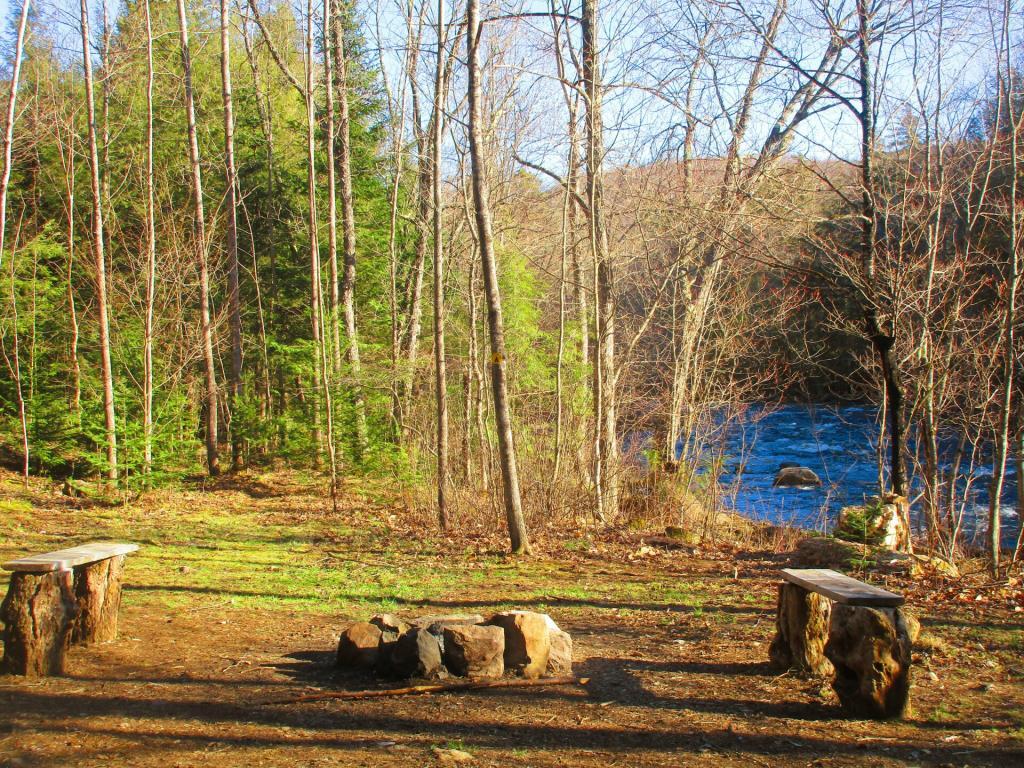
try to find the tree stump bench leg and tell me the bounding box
[824,604,912,719]
[768,582,834,677]
[72,554,127,645]
[0,571,77,676]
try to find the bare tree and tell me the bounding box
[81,0,118,481]
[987,0,1021,574]
[581,0,617,521]
[143,0,157,477]
[304,0,339,496]
[176,0,220,477]
[221,0,244,471]
[433,0,450,527]
[324,0,343,377]
[467,0,531,554]
[0,0,30,275]
[330,0,369,460]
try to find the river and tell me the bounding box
[687,403,1020,547]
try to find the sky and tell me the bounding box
[1,0,1017,167]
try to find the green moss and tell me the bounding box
[834,500,886,545]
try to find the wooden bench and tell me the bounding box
[768,568,913,719]
[1,542,138,677]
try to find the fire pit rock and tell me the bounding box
[443,624,505,678]
[336,610,573,682]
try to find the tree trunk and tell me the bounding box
[323,0,343,378]
[825,604,913,719]
[239,4,276,437]
[3,249,29,478]
[463,250,479,483]
[221,0,244,472]
[582,0,616,521]
[330,0,369,463]
[395,14,428,442]
[433,0,449,528]
[0,0,30,275]
[470,257,491,491]
[988,3,1020,575]
[177,0,219,477]
[71,555,127,645]
[857,0,907,514]
[0,571,76,677]
[768,582,834,677]
[466,0,530,554]
[304,0,338,500]
[143,0,156,478]
[81,0,118,482]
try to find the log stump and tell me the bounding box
[768,582,834,677]
[824,604,912,719]
[71,554,127,645]
[0,571,77,676]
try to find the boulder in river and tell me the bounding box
[773,466,822,487]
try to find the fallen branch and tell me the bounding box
[262,676,588,705]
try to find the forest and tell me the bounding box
[1,0,1020,567]
[0,0,1022,764]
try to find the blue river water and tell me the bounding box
[684,404,1020,547]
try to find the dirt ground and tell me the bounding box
[1,471,1022,767]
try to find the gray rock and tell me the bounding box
[335,621,382,669]
[546,628,573,676]
[442,624,505,678]
[388,627,447,680]
[773,466,822,487]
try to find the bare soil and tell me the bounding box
[1,471,1022,767]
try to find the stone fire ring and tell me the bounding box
[336,610,573,681]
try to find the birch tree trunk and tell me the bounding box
[396,6,428,443]
[80,0,118,482]
[305,0,339,499]
[3,248,29,478]
[143,0,157,478]
[331,0,368,461]
[324,0,343,378]
[433,0,450,528]
[0,1,32,476]
[466,0,530,554]
[581,0,616,521]
[0,0,30,275]
[221,0,244,471]
[177,0,219,477]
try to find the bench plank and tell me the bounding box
[3,542,139,573]
[780,568,904,607]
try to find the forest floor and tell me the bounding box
[0,468,1023,768]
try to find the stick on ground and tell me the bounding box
[262,675,588,705]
